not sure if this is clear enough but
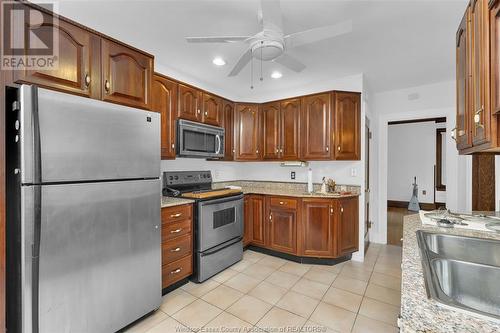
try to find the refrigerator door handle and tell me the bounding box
[21,186,36,333]
[20,85,42,185]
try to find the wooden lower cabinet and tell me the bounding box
[246,195,266,246]
[243,196,253,246]
[336,197,359,256]
[268,198,298,254]
[300,199,335,257]
[161,204,193,289]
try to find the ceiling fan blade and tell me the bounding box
[185,36,251,43]
[259,0,283,32]
[284,20,352,49]
[274,53,306,72]
[228,48,253,77]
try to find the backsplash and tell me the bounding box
[213,180,361,194]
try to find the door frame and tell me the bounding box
[364,117,371,252]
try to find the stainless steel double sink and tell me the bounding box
[416,231,500,320]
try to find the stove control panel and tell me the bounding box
[163,170,212,186]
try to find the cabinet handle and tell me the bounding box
[269,213,272,222]
[171,143,175,150]
[84,73,91,87]
[326,146,329,152]
[104,80,110,93]
[197,109,201,114]
[280,148,283,153]
[330,207,334,214]
[170,228,182,234]
[337,145,341,151]
[340,207,344,213]
[256,150,259,154]
[279,201,285,205]
[276,148,279,153]
[170,213,182,218]
[170,247,181,252]
[474,107,484,126]
[204,111,208,116]
[170,268,182,275]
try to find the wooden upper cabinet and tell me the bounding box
[14,13,101,99]
[101,38,153,110]
[222,100,235,160]
[491,0,500,116]
[333,92,361,160]
[235,104,261,160]
[268,205,297,255]
[178,84,202,121]
[280,98,300,160]
[152,74,177,159]
[262,102,281,160]
[336,197,359,256]
[202,93,222,126]
[456,7,473,150]
[248,195,266,247]
[300,199,334,257]
[300,93,332,160]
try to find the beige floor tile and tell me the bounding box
[301,320,339,333]
[370,272,401,291]
[124,310,168,333]
[201,284,244,309]
[373,263,402,278]
[291,278,329,300]
[224,272,261,293]
[309,302,356,333]
[145,317,188,333]
[322,287,363,313]
[227,295,273,325]
[332,276,368,295]
[172,299,222,331]
[365,283,401,306]
[248,281,288,305]
[212,268,239,283]
[279,262,311,276]
[242,263,276,280]
[243,250,265,263]
[343,260,375,272]
[181,279,220,297]
[160,289,197,316]
[311,263,344,274]
[203,312,253,331]
[340,266,373,282]
[376,256,401,267]
[256,307,307,332]
[358,297,400,326]
[231,259,254,272]
[352,314,398,333]
[276,291,319,318]
[303,268,337,285]
[265,270,301,289]
[258,255,287,269]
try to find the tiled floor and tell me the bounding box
[125,243,402,333]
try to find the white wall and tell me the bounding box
[387,121,437,204]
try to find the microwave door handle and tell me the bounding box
[216,135,221,154]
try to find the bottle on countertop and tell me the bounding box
[307,168,313,193]
[320,177,328,194]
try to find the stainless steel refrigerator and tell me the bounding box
[6,85,162,333]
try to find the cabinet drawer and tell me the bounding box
[162,255,193,289]
[162,204,192,223]
[162,219,192,242]
[162,234,192,265]
[269,197,298,209]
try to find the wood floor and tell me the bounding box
[387,207,415,246]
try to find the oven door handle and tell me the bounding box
[200,237,242,256]
[215,135,221,154]
[199,194,244,207]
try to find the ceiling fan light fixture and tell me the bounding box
[271,71,282,79]
[212,57,226,66]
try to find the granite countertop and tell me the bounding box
[161,196,195,208]
[400,214,500,333]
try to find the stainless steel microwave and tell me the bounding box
[177,119,225,158]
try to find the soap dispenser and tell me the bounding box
[320,177,328,194]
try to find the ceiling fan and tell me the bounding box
[185,0,353,79]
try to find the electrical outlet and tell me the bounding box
[422,190,427,195]
[350,168,357,177]
[291,171,296,180]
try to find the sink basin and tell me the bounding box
[417,231,500,320]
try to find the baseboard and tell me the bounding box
[247,245,352,266]
[387,200,437,210]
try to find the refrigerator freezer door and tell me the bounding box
[20,85,160,184]
[23,179,161,333]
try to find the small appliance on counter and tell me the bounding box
[163,171,243,282]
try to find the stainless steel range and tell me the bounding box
[163,171,243,282]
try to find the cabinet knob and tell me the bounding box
[171,143,175,150]
[104,80,110,93]
[269,213,272,222]
[330,207,334,214]
[276,148,279,153]
[280,148,283,153]
[84,73,91,87]
[204,111,208,116]
[340,207,344,213]
[326,146,329,152]
[337,145,341,151]
[256,150,259,154]
[197,109,201,114]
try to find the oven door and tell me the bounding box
[177,119,224,158]
[197,194,243,252]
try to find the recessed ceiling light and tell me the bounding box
[271,71,282,79]
[212,57,226,66]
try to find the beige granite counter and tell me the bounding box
[212,180,360,199]
[161,197,195,208]
[400,214,500,333]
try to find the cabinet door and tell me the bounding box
[202,93,222,126]
[235,104,261,160]
[14,13,101,99]
[152,74,177,159]
[222,100,235,160]
[101,38,152,110]
[280,98,300,160]
[300,93,332,159]
[334,92,361,160]
[471,0,490,145]
[243,196,253,246]
[249,195,266,247]
[178,84,202,121]
[268,207,297,254]
[301,199,334,257]
[262,102,281,160]
[490,1,500,115]
[456,7,473,150]
[336,197,359,256]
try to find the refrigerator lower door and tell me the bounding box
[22,179,161,333]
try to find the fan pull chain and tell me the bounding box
[250,49,254,89]
[260,41,263,82]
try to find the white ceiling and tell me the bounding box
[49,0,467,101]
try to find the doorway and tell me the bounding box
[364,117,371,252]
